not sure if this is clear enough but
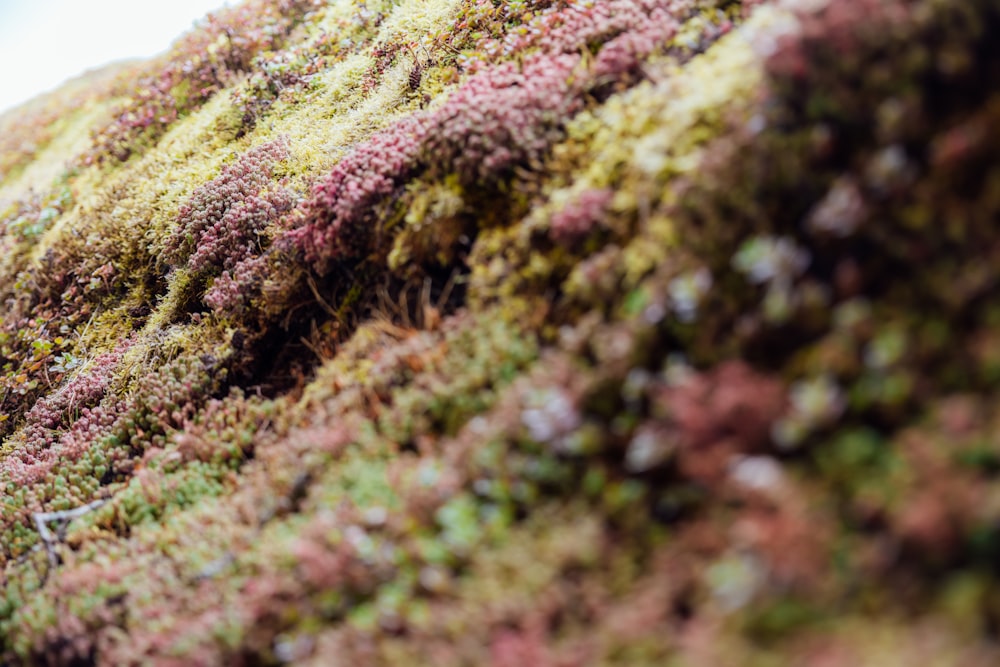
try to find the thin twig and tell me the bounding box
[33,498,108,569]
[306,273,339,320]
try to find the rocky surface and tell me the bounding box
[0,0,998,663]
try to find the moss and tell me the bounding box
[0,0,999,663]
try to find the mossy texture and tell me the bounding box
[0,0,999,663]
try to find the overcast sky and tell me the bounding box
[0,0,231,114]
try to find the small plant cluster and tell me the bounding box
[547,187,614,245]
[229,18,365,136]
[421,52,585,183]
[0,351,220,560]
[289,113,425,271]
[491,0,695,58]
[86,0,317,163]
[0,316,86,443]
[87,388,269,535]
[231,51,321,133]
[203,253,272,314]
[164,137,294,293]
[169,387,270,466]
[359,42,404,95]
[19,342,131,440]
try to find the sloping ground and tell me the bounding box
[0,0,998,663]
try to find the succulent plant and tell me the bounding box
[0,0,999,664]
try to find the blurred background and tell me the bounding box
[0,0,229,114]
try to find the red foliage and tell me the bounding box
[652,362,786,484]
[549,188,614,245]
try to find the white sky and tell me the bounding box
[0,0,232,115]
